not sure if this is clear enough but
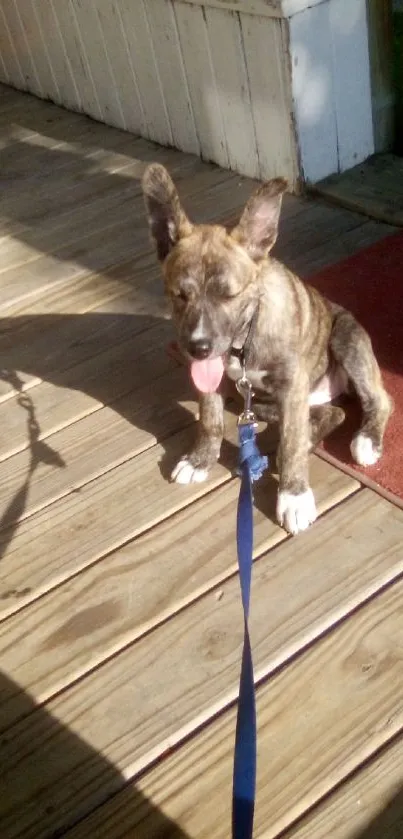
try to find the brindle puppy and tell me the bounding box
[142,164,392,535]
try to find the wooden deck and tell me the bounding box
[312,153,403,227]
[1,84,403,839]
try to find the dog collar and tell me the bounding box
[230,304,259,366]
[230,346,245,361]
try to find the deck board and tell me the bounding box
[3,492,403,838]
[283,732,403,838]
[0,84,401,839]
[311,153,403,227]
[0,320,175,462]
[61,563,403,839]
[0,456,356,734]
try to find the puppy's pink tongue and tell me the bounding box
[190,357,224,394]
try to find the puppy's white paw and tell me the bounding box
[350,433,380,467]
[171,457,208,485]
[277,488,317,535]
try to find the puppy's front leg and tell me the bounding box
[276,373,317,535]
[171,391,224,484]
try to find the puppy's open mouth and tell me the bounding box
[190,356,225,394]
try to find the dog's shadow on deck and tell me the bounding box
[0,307,284,557]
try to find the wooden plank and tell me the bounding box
[367,0,394,153]
[0,420,234,622]
[0,82,87,128]
[283,732,403,837]
[0,144,202,240]
[0,252,161,323]
[0,255,164,402]
[282,0,328,13]
[328,0,374,172]
[241,14,298,186]
[205,6,260,177]
[289,3,338,182]
[15,0,61,103]
[0,135,205,235]
[1,0,42,97]
[174,1,229,168]
[311,154,403,227]
[0,148,136,202]
[0,447,357,734]
[0,318,174,463]
[146,0,199,155]
[0,52,10,84]
[0,120,139,185]
[274,199,367,265]
[62,539,403,839]
[7,491,403,839]
[0,83,23,104]
[118,0,172,146]
[290,218,397,278]
[0,4,25,88]
[0,364,195,529]
[93,0,144,135]
[0,218,148,309]
[0,153,226,267]
[0,170,252,309]
[51,0,100,119]
[69,0,125,129]
[174,0,283,17]
[27,0,80,112]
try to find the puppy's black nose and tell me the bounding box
[188,338,212,360]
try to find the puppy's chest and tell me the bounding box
[225,355,280,394]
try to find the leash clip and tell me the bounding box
[236,375,257,427]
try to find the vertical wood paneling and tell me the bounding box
[367,0,394,153]
[289,3,338,183]
[69,0,125,129]
[204,6,260,177]
[22,0,62,102]
[3,0,41,96]
[241,14,298,185]
[118,0,172,146]
[0,12,12,85]
[329,0,374,170]
[32,0,81,112]
[94,0,144,135]
[146,0,199,155]
[175,2,229,167]
[51,0,100,120]
[0,49,8,85]
[0,4,26,89]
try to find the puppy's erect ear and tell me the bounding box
[231,177,287,260]
[142,164,192,262]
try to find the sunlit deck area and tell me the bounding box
[1,85,403,839]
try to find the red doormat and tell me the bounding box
[309,231,403,508]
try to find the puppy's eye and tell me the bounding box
[220,287,239,300]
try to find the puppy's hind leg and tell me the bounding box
[330,310,392,467]
[309,404,346,449]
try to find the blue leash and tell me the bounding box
[232,378,268,839]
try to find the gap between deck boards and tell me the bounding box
[2,489,403,838]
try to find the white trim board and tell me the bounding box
[171,0,329,20]
[289,0,374,182]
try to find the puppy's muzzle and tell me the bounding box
[188,338,212,360]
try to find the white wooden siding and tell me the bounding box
[289,0,374,182]
[174,2,230,168]
[0,0,376,189]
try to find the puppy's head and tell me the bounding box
[142,164,287,365]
